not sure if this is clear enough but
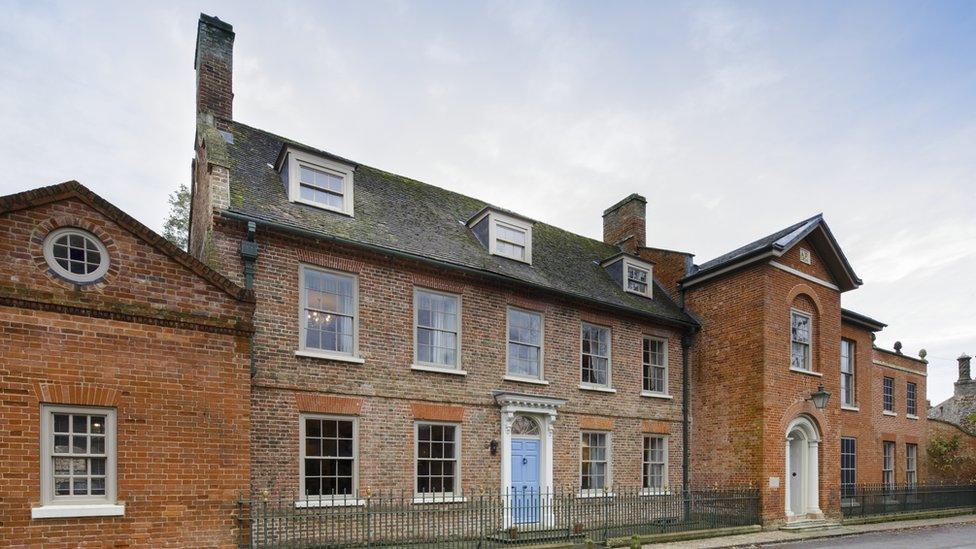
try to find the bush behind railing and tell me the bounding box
[236,485,760,548]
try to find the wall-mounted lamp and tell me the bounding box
[488,440,498,455]
[808,384,830,410]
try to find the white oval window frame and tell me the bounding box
[42,227,110,284]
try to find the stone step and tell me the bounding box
[779,519,841,532]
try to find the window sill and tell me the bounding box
[32,504,125,519]
[411,364,467,376]
[295,350,365,364]
[577,491,615,499]
[295,498,365,508]
[907,414,919,420]
[504,375,549,386]
[640,391,673,400]
[841,405,860,412]
[788,367,823,377]
[578,384,616,394]
[412,495,467,504]
[883,410,897,416]
[291,196,354,218]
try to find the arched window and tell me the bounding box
[511,416,540,437]
[43,228,110,283]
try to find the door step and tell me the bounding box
[779,519,840,532]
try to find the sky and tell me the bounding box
[1,1,973,403]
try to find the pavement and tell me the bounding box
[651,514,976,548]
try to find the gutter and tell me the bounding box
[218,210,700,331]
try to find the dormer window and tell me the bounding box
[467,208,534,264]
[601,254,653,298]
[278,146,355,216]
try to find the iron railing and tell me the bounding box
[840,483,976,519]
[236,486,759,548]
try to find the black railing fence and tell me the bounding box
[236,486,759,548]
[840,483,976,519]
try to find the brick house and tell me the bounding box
[186,13,934,529]
[0,182,253,547]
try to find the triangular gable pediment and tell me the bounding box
[773,220,862,292]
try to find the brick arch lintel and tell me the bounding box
[787,283,825,373]
[29,214,120,289]
[33,382,122,407]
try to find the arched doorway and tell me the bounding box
[784,415,822,519]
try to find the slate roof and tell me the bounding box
[214,119,695,328]
[693,214,823,274]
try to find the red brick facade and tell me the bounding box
[0,184,252,548]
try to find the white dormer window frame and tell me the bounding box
[622,257,653,298]
[469,209,533,264]
[282,148,355,217]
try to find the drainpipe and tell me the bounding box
[681,330,692,519]
[239,221,259,378]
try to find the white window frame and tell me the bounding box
[298,414,359,504]
[790,309,813,372]
[642,336,669,397]
[297,265,361,362]
[35,405,120,519]
[883,376,894,413]
[412,287,463,374]
[840,339,856,408]
[882,441,895,488]
[282,148,355,217]
[579,431,612,496]
[840,437,856,500]
[414,421,463,502]
[906,382,917,417]
[641,435,669,493]
[580,322,613,391]
[906,443,917,486]
[42,227,111,284]
[505,307,545,382]
[622,257,653,298]
[469,209,533,264]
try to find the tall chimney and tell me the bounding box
[603,194,647,254]
[195,14,235,120]
[959,353,972,383]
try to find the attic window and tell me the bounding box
[279,147,355,216]
[601,254,653,299]
[467,209,533,264]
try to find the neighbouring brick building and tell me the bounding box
[0,182,253,547]
[185,13,939,530]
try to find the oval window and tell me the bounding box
[42,228,110,283]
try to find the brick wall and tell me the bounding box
[638,247,691,302]
[210,218,687,499]
[926,419,976,482]
[0,193,251,548]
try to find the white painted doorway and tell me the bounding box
[784,415,822,520]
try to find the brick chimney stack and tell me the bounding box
[603,194,646,254]
[959,353,972,383]
[195,14,235,120]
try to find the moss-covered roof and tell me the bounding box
[218,119,695,327]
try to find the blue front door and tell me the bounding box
[511,438,540,524]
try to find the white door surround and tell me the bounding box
[493,391,566,527]
[784,415,823,520]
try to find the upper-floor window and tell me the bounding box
[414,289,461,370]
[467,208,534,264]
[300,415,357,500]
[642,337,668,396]
[507,308,543,381]
[840,339,855,407]
[581,322,611,389]
[580,431,610,493]
[907,382,917,417]
[601,254,654,298]
[43,228,110,283]
[299,266,358,359]
[883,377,894,412]
[882,441,895,487]
[626,263,650,295]
[40,405,117,507]
[642,435,667,492]
[279,147,355,216]
[790,310,812,371]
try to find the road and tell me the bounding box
[764,521,976,548]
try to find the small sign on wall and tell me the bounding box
[769,476,781,488]
[799,248,812,265]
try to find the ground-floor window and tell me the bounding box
[906,443,917,486]
[840,437,856,500]
[580,431,610,493]
[40,405,117,506]
[642,435,667,491]
[882,441,895,488]
[301,415,357,498]
[416,422,460,498]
